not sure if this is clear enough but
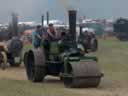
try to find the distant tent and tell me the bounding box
[114,18,128,41]
[82,27,95,33]
[85,23,104,36]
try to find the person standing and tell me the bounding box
[32,25,43,48]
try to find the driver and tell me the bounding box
[47,23,58,41]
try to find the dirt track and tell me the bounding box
[0,65,128,96]
[66,77,128,96]
[0,65,26,80]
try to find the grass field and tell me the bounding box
[0,38,128,96]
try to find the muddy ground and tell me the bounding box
[0,65,128,96]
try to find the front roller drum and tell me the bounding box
[63,61,103,88]
[63,75,101,88]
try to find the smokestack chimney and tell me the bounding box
[46,12,49,25]
[68,10,77,41]
[12,12,18,37]
[42,15,44,27]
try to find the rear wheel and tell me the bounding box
[24,52,28,67]
[25,48,46,82]
[32,66,46,82]
[25,61,46,82]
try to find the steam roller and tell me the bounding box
[7,37,23,67]
[0,36,23,69]
[24,10,103,88]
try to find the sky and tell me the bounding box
[0,0,128,23]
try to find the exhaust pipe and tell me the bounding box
[68,10,77,41]
[11,13,19,37]
[46,12,49,25]
[42,15,44,27]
